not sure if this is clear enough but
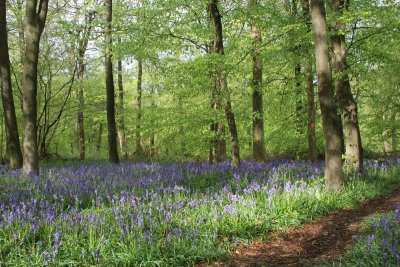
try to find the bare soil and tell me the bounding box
[198,186,400,267]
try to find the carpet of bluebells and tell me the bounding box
[0,159,399,266]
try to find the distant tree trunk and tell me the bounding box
[22,0,49,175]
[331,0,363,172]
[302,0,318,161]
[208,123,214,163]
[209,0,240,169]
[149,86,155,157]
[76,12,94,161]
[104,0,119,163]
[178,97,185,155]
[305,61,318,161]
[207,45,226,163]
[96,122,103,152]
[310,0,344,190]
[289,0,305,157]
[0,0,23,169]
[382,112,397,156]
[117,44,127,160]
[76,46,86,161]
[135,58,143,157]
[249,0,266,162]
[294,63,304,156]
[391,112,397,154]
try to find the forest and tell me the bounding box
[0,0,399,266]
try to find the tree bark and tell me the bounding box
[117,46,127,160]
[311,0,344,190]
[22,0,49,175]
[289,0,305,156]
[0,113,4,162]
[209,0,240,169]
[294,63,304,156]
[76,12,94,161]
[149,87,155,157]
[96,122,103,152]
[331,0,363,172]
[302,0,318,161]
[391,112,397,155]
[135,58,143,157]
[104,0,119,163]
[207,43,226,162]
[0,0,23,169]
[76,47,85,161]
[249,0,266,162]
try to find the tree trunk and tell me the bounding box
[149,86,155,157]
[207,45,226,163]
[0,108,4,162]
[209,0,240,169]
[178,97,185,156]
[76,12,94,161]
[249,0,266,162]
[289,0,305,157]
[310,0,344,191]
[305,59,318,161]
[302,0,318,161]
[0,0,23,169]
[117,47,127,160]
[331,0,363,172]
[294,63,304,156]
[96,122,103,152]
[135,58,143,157]
[104,0,119,163]
[77,57,85,161]
[391,112,397,155]
[22,0,49,175]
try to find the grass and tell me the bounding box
[0,159,399,266]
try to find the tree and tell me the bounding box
[104,0,119,163]
[0,0,23,168]
[302,0,318,161]
[331,0,363,172]
[117,38,127,160]
[208,0,240,169]
[249,0,266,162]
[135,58,143,157]
[22,0,49,175]
[310,0,344,190]
[76,11,96,161]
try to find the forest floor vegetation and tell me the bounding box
[0,159,399,266]
[200,180,400,266]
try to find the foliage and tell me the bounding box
[1,0,398,160]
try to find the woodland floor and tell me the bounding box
[198,186,400,267]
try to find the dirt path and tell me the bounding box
[199,186,400,267]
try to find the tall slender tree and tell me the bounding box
[302,0,318,161]
[310,0,344,190]
[135,58,143,157]
[249,0,266,162]
[22,0,49,175]
[288,0,305,156]
[104,0,119,163]
[117,38,127,160]
[76,12,95,161]
[0,0,23,169]
[208,0,240,169]
[331,0,363,172]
